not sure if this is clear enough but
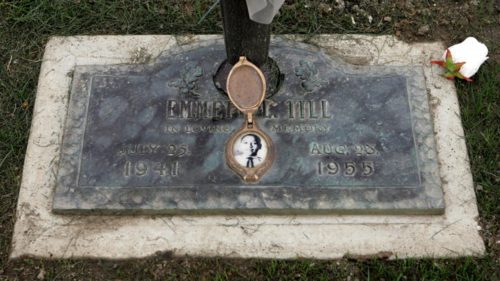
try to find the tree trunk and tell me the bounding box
[220,0,270,66]
[214,0,281,97]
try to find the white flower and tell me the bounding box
[246,0,285,24]
[443,37,489,78]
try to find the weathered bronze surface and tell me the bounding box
[52,39,444,215]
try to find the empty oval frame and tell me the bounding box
[226,57,266,113]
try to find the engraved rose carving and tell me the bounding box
[169,62,204,97]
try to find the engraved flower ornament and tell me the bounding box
[431,37,488,82]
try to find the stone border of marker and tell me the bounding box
[10,35,484,259]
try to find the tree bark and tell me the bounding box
[220,0,270,66]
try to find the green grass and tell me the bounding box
[456,62,500,249]
[1,1,499,280]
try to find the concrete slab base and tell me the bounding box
[10,35,485,259]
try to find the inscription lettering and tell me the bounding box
[317,161,339,175]
[344,161,356,176]
[118,144,190,157]
[312,142,377,177]
[184,125,231,134]
[166,99,332,120]
[166,100,240,120]
[361,161,375,176]
[309,143,378,156]
[317,161,374,177]
[270,123,331,134]
[163,125,231,134]
[287,100,332,119]
[124,160,179,177]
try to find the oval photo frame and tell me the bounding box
[225,123,275,183]
[226,57,266,113]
